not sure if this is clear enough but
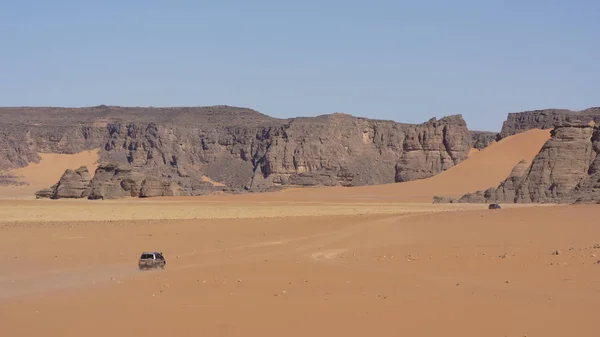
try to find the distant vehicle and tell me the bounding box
[488,203,502,210]
[138,252,166,270]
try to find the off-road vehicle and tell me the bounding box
[138,252,166,270]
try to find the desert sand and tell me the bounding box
[0,149,99,199]
[1,129,599,337]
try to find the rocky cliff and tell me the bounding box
[447,122,600,204]
[498,107,600,140]
[470,131,497,150]
[0,106,477,198]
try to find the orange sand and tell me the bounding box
[0,149,100,198]
[1,204,598,336]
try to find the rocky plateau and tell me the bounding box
[1,105,477,199]
[3,104,600,202]
[498,107,600,139]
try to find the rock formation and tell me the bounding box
[12,104,600,201]
[86,164,189,199]
[87,164,146,199]
[498,107,600,140]
[36,164,200,200]
[447,122,600,204]
[34,188,54,199]
[35,166,92,199]
[470,131,497,150]
[394,115,472,182]
[0,106,477,198]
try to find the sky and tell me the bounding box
[1,0,599,131]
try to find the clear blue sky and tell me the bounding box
[1,0,598,131]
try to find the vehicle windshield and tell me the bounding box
[140,253,154,259]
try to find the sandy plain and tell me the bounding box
[1,129,599,337]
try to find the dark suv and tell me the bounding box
[138,252,166,270]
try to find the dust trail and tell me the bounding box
[0,263,146,299]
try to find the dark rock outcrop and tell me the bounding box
[54,166,92,198]
[0,106,476,197]
[87,164,146,199]
[470,131,497,150]
[87,164,187,199]
[35,166,92,199]
[498,107,600,140]
[395,115,471,182]
[449,122,600,204]
[139,177,182,198]
[34,188,55,199]
[38,164,229,199]
[432,196,457,204]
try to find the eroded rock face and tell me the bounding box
[521,125,595,202]
[88,164,146,199]
[498,107,600,140]
[489,160,530,203]
[470,131,497,150]
[139,177,182,198]
[448,123,600,204]
[395,116,471,182]
[34,166,92,199]
[34,187,55,199]
[0,106,476,198]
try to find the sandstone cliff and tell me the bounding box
[0,106,475,197]
[35,166,91,199]
[470,131,497,150]
[450,122,600,204]
[498,107,600,140]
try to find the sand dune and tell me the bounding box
[0,149,100,198]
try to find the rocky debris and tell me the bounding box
[551,250,561,256]
[34,187,55,199]
[488,203,501,209]
[441,123,600,204]
[458,190,488,203]
[35,166,92,199]
[498,107,600,140]
[0,106,478,198]
[432,196,457,204]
